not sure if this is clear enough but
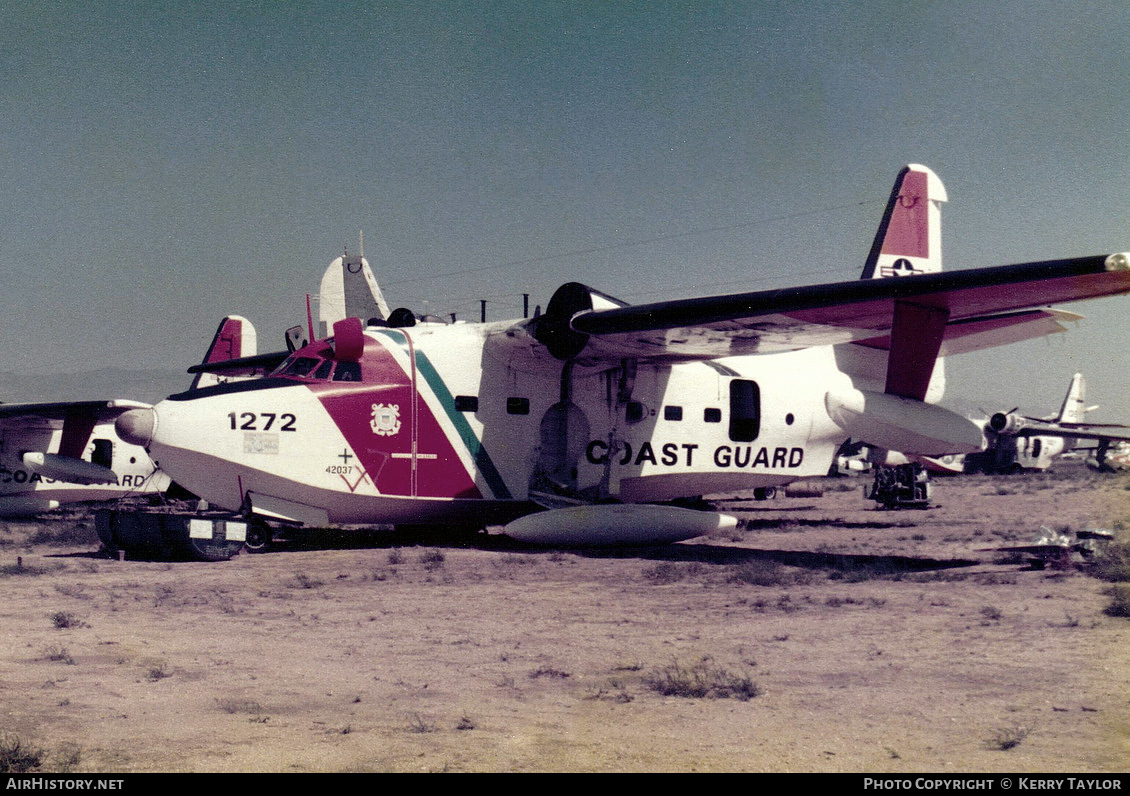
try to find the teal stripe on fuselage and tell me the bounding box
[372,329,512,500]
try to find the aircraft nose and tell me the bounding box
[116,407,156,447]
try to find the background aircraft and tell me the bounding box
[0,315,252,516]
[0,250,390,517]
[922,373,1130,474]
[116,165,1130,545]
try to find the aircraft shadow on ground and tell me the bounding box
[34,525,975,574]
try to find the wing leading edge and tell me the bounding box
[558,253,1130,363]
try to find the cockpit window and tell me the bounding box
[280,357,320,377]
[314,360,334,380]
[333,362,362,382]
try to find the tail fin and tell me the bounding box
[1056,373,1086,424]
[869,165,949,402]
[861,164,948,280]
[189,315,258,390]
[317,254,390,338]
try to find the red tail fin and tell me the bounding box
[861,164,947,279]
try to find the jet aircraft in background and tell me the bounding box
[116,165,1130,546]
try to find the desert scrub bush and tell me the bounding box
[290,572,324,589]
[1083,541,1130,583]
[980,605,1003,622]
[728,560,814,587]
[405,713,436,733]
[145,661,171,681]
[1103,585,1130,618]
[0,559,55,577]
[419,548,445,570]
[644,658,760,701]
[27,523,96,547]
[492,554,537,578]
[42,646,74,665]
[216,698,263,715]
[53,743,81,773]
[644,561,705,584]
[50,611,84,629]
[986,725,1029,751]
[528,666,570,680]
[0,734,43,773]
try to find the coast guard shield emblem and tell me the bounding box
[370,403,401,436]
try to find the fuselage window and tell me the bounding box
[455,395,479,412]
[664,406,683,421]
[729,379,760,442]
[704,408,721,423]
[333,362,362,382]
[507,397,530,415]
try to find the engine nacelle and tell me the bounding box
[825,388,984,456]
[988,411,1025,435]
[532,283,627,360]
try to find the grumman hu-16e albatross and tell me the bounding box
[115,165,1130,545]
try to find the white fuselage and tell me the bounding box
[135,322,887,526]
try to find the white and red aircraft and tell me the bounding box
[0,315,254,516]
[115,165,1130,545]
[0,249,397,518]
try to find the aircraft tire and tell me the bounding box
[244,520,272,553]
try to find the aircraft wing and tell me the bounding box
[186,351,289,377]
[992,418,1130,444]
[0,399,152,424]
[0,399,153,464]
[538,254,1130,364]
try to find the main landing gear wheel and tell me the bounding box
[244,520,273,553]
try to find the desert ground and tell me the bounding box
[1,464,1128,773]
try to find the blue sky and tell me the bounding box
[2,1,1129,420]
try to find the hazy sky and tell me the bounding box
[3,1,1129,419]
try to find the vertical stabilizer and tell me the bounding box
[190,316,258,390]
[1056,373,1086,424]
[861,164,948,280]
[866,165,949,402]
[318,255,390,338]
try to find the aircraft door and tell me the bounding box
[729,379,761,442]
[91,438,113,469]
[534,400,590,496]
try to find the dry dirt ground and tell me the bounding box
[1,464,1128,773]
